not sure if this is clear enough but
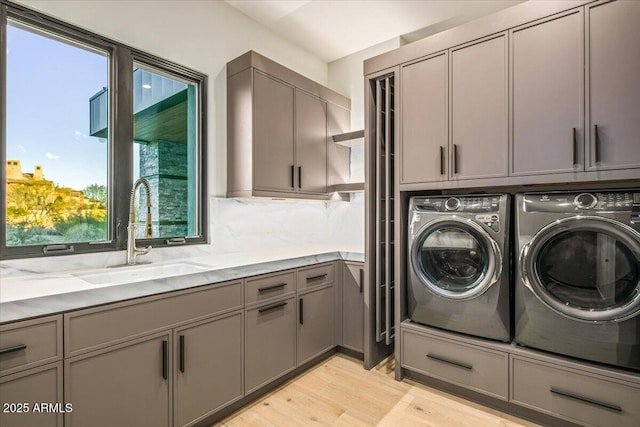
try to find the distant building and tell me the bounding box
[6,160,47,182]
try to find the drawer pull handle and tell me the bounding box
[307,273,328,282]
[0,344,27,355]
[426,353,472,371]
[258,301,288,314]
[162,340,168,380]
[258,283,287,293]
[179,335,185,373]
[550,388,622,413]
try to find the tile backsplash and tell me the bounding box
[209,193,364,254]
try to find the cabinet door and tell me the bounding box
[253,71,295,192]
[65,333,171,427]
[511,10,583,175]
[401,52,448,184]
[451,34,508,180]
[0,363,63,427]
[587,0,640,170]
[343,263,364,353]
[174,312,242,427]
[295,89,327,194]
[297,286,335,365]
[245,296,296,394]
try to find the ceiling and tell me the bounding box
[225,0,525,63]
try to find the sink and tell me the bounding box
[77,262,211,285]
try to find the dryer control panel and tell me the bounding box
[524,191,639,213]
[413,195,501,212]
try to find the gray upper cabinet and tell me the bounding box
[586,0,640,171]
[295,89,328,194]
[511,10,583,175]
[450,33,508,180]
[227,51,350,199]
[401,52,448,184]
[173,312,243,427]
[253,71,295,192]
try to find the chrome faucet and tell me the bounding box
[126,177,153,265]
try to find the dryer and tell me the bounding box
[515,190,640,371]
[407,194,511,342]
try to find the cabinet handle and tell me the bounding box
[299,298,304,325]
[258,301,288,314]
[550,388,622,413]
[179,335,185,373]
[298,166,302,189]
[594,124,601,163]
[359,268,364,294]
[307,273,328,282]
[572,128,578,165]
[258,283,287,293]
[162,340,168,380]
[439,146,445,175]
[0,344,27,355]
[426,353,472,370]
[453,144,459,174]
[290,165,295,188]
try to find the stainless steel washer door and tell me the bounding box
[411,217,502,300]
[521,216,640,322]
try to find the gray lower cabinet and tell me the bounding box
[400,52,448,184]
[450,33,508,180]
[174,312,243,427]
[511,355,640,427]
[401,327,508,400]
[510,9,583,175]
[586,0,640,171]
[65,332,172,427]
[245,296,296,394]
[297,285,335,365]
[342,262,364,353]
[0,362,63,427]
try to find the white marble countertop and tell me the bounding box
[0,246,364,324]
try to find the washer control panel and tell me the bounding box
[414,195,501,213]
[524,191,639,213]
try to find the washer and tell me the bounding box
[407,194,511,342]
[515,190,640,371]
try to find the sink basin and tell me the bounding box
[77,262,211,285]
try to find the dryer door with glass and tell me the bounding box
[411,217,502,300]
[521,216,640,322]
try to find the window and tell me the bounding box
[0,3,207,259]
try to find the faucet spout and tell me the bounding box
[127,177,153,265]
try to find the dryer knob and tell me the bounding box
[575,193,598,209]
[445,197,461,211]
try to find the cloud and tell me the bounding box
[74,130,87,140]
[46,152,60,160]
[14,144,27,153]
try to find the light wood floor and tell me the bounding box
[214,353,540,427]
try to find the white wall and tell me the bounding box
[17,0,328,197]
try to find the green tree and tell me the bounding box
[82,184,107,207]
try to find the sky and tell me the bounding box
[6,22,109,190]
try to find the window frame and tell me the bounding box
[0,1,208,260]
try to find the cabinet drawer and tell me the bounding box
[511,356,640,427]
[245,270,295,306]
[297,263,335,292]
[0,316,62,376]
[401,329,508,400]
[65,280,242,357]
